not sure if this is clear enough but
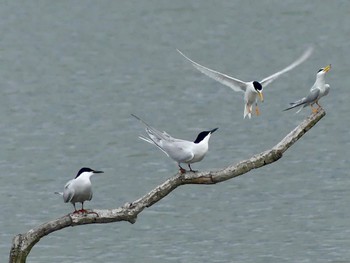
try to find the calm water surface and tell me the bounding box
[0,1,349,262]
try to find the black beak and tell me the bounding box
[210,128,218,134]
[93,170,104,174]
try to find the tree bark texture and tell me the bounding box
[9,109,326,263]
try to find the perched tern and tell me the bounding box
[55,167,104,214]
[284,64,331,113]
[177,47,313,119]
[132,114,218,173]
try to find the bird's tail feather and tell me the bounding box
[283,98,307,111]
[138,135,170,157]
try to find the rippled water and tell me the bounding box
[1,1,349,262]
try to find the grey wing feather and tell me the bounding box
[177,49,247,92]
[164,142,194,163]
[261,46,313,87]
[139,134,170,157]
[132,114,174,141]
[132,114,174,156]
[63,180,75,203]
[284,89,320,111]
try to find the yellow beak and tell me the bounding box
[323,64,331,73]
[258,92,264,102]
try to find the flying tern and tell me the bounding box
[132,114,218,173]
[55,167,104,214]
[284,64,331,113]
[177,47,313,119]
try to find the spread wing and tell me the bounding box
[260,46,313,87]
[177,49,247,92]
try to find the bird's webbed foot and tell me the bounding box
[178,164,187,174]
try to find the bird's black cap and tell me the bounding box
[193,128,218,144]
[253,81,263,91]
[75,167,104,178]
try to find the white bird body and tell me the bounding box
[58,167,104,213]
[284,64,331,113]
[132,114,217,172]
[63,174,93,204]
[177,47,313,118]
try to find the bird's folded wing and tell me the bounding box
[177,49,247,92]
[63,180,75,203]
[260,46,313,87]
[284,89,319,111]
[303,88,320,104]
[165,144,194,163]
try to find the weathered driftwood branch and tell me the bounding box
[9,109,326,263]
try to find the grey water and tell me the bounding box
[0,1,349,262]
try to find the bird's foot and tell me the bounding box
[311,106,318,114]
[73,209,99,216]
[179,168,187,174]
[255,106,260,116]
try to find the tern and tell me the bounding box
[132,114,218,173]
[284,64,331,113]
[56,167,104,214]
[177,47,313,119]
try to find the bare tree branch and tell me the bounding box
[9,109,326,263]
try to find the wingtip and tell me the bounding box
[301,45,314,61]
[176,48,183,55]
[131,113,142,122]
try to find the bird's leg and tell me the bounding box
[188,164,197,173]
[315,100,322,110]
[310,104,318,113]
[178,164,187,174]
[72,203,79,214]
[79,202,88,214]
[255,103,260,116]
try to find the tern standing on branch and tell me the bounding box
[132,114,218,173]
[55,167,104,214]
[284,64,331,113]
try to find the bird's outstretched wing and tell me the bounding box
[260,46,313,87]
[63,180,75,203]
[177,49,247,92]
[284,88,320,111]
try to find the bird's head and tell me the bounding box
[194,128,218,144]
[317,64,331,76]
[253,81,264,102]
[75,167,104,179]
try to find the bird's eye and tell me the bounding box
[317,68,324,73]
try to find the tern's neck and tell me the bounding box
[196,135,210,145]
[75,173,93,182]
[315,75,326,86]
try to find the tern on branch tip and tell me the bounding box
[177,46,313,119]
[284,64,331,113]
[55,167,104,214]
[131,114,218,173]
